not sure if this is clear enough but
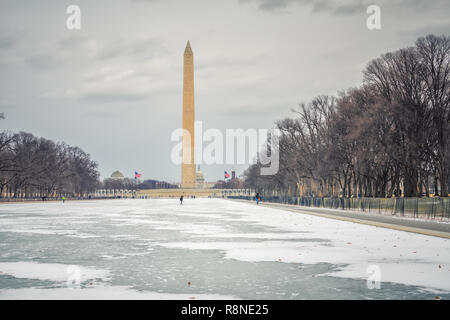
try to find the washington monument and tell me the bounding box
[181,41,196,188]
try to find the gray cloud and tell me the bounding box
[82,91,147,103]
[0,28,25,50]
[96,37,164,61]
[83,110,119,119]
[240,0,450,15]
[397,19,450,43]
[25,52,64,69]
[0,33,16,49]
[239,0,363,14]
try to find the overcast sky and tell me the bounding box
[0,0,449,183]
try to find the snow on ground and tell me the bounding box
[0,286,237,300]
[0,198,449,299]
[157,199,450,291]
[0,262,110,282]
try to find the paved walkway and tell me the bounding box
[231,199,450,239]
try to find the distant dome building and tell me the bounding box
[195,165,205,188]
[110,171,125,180]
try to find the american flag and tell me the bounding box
[135,171,142,179]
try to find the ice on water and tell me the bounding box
[0,198,449,299]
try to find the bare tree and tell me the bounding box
[244,34,450,199]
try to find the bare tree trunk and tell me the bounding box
[440,160,449,197]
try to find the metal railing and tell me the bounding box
[227,195,450,219]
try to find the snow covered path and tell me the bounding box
[0,198,449,299]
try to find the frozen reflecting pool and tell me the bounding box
[0,198,449,299]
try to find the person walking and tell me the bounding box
[255,192,260,205]
[62,196,65,203]
[180,195,184,205]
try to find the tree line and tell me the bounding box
[101,178,177,190]
[244,34,450,198]
[0,131,100,198]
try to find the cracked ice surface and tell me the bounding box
[0,198,449,299]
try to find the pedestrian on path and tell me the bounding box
[180,195,184,205]
[256,192,260,205]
